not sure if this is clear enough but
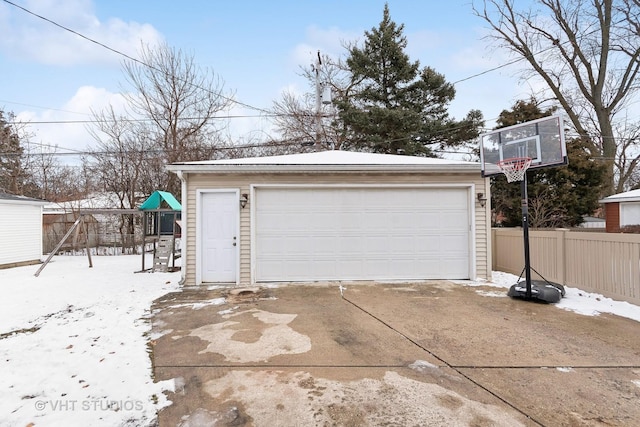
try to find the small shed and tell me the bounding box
[139,191,182,271]
[0,192,48,269]
[167,150,491,286]
[600,189,640,232]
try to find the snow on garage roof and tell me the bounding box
[167,150,480,173]
[600,188,640,203]
[0,192,48,205]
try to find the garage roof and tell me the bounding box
[0,192,48,205]
[167,150,480,173]
[600,189,640,204]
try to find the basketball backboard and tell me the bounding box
[479,115,567,178]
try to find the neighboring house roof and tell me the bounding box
[139,190,182,211]
[600,189,640,204]
[44,192,141,214]
[167,150,480,173]
[0,192,48,205]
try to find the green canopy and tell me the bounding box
[139,190,181,211]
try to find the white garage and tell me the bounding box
[254,186,471,281]
[167,150,491,286]
[0,192,47,269]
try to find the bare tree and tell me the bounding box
[121,42,233,195]
[613,116,640,188]
[26,147,88,202]
[271,52,356,152]
[88,106,160,252]
[528,187,570,227]
[473,0,640,193]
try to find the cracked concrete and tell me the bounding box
[151,283,640,426]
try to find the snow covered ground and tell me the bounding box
[1,256,639,426]
[465,271,640,322]
[0,255,180,427]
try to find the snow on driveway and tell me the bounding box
[463,271,640,322]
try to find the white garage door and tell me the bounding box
[255,187,471,281]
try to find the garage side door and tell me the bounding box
[254,187,471,281]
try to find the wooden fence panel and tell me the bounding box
[492,228,640,305]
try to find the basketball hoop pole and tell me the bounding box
[521,173,533,299]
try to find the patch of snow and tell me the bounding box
[463,271,640,323]
[556,287,640,322]
[188,150,477,166]
[218,306,239,315]
[408,360,438,372]
[487,271,520,289]
[167,297,226,310]
[0,255,180,426]
[190,309,311,363]
[475,290,508,298]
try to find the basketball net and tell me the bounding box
[497,157,532,183]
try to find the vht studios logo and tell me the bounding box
[35,399,144,412]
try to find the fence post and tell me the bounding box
[555,228,569,286]
[491,228,497,271]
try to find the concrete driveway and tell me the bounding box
[151,281,640,426]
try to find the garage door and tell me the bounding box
[255,187,471,281]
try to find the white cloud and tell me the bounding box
[17,86,128,155]
[0,0,163,66]
[290,25,361,68]
[407,29,449,54]
[223,103,278,144]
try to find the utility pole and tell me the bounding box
[314,51,322,149]
[314,51,333,150]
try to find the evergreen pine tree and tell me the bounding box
[0,110,26,195]
[337,4,482,156]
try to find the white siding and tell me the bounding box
[0,201,43,266]
[620,202,640,227]
[182,172,491,286]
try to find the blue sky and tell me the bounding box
[0,0,530,156]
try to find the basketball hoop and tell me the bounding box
[497,157,532,183]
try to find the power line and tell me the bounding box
[0,0,585,120]
[6,114,282,125]
[0,0,607,116]
[452,56,525,85]
[0,99,91,116]
[1,0,270,115]
[4,0,636,153]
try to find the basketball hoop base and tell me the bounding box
[507,280,565,303]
